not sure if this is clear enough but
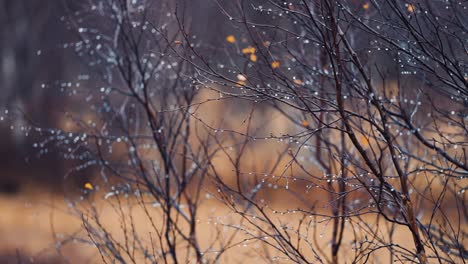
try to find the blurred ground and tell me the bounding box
[0,187,426,264]
[0,187,89,263]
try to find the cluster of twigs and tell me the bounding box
[26,0,467,263]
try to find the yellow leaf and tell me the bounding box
[237,74,247,81]
[293,79,304,85]
[407,4,415,13]
[226,35,236,43]
[242,46,256,54]
[301,120,309,127]
[235,80,246,87]
[250,54,257,62]
[363,3,370,10]
[235,74,247,87]
[84,182,94,190]
[271,61,280,69]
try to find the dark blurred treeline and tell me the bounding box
[0,0,71,193]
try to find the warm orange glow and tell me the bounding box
[226,35,236,43]
[250,53,257,62]
[271,61,280,69]
[241,46,256,54]
[84,182,94,190]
